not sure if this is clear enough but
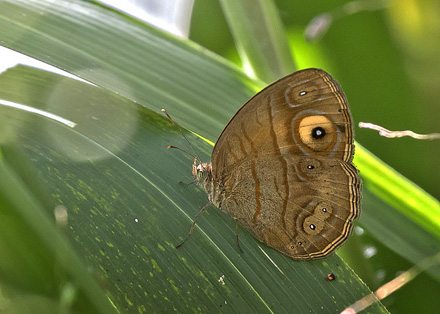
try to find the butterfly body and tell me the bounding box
[192,68,361,260]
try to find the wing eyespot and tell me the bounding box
[296,115,336,152]
[312,126,326,139]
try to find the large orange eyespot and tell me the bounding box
[298,115,335,151]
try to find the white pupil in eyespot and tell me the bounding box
[299,91,307,96]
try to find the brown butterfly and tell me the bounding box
[170,68,361,260]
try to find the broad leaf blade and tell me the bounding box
[0,142,118,314]
[0,64,386,313]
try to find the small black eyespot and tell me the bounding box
[299,91,307,96]
[298,241,302,245]
[310,224,316,230]
[312,127,326,139]
[322,208,327,212]
[307,165,315,170]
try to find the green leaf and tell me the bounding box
[219,0,296,81]
[0,141,118,314]
[0,62,386,313]
[355,144,440,241]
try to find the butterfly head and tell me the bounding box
[192,157,212,183]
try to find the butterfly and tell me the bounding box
[167,68,361,260]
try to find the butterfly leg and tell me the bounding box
[235,221,244,254]
[178,179,196,186]
[176,201,212,249]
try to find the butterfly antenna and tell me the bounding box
[162,109,203,163]
[167,146,195,158]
